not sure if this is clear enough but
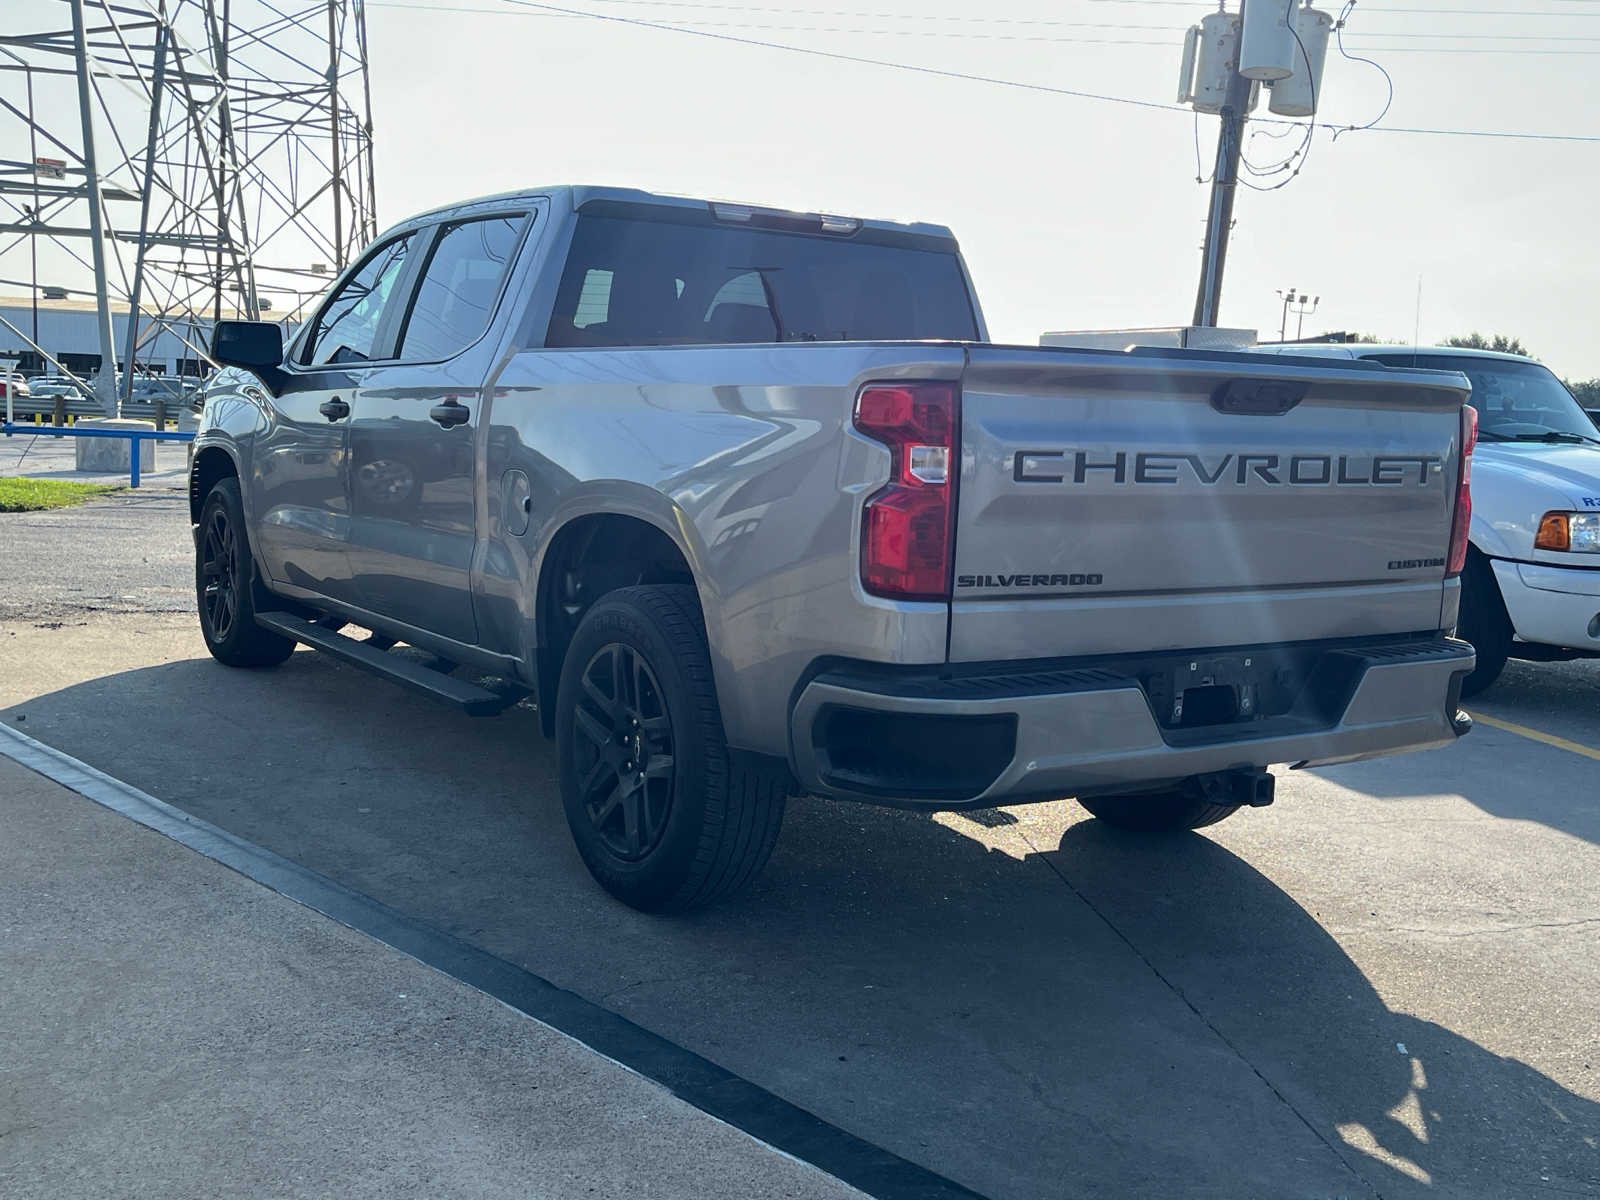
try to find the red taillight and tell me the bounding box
[854,382,958,600]
[1446,403,1477,577]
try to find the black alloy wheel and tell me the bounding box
[570,642,676,861]
[199,505,240,643]
[554,584,787,912]
[194,476,295,668]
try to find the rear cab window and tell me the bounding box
[545,210,978,348]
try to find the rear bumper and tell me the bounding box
[790,635,1475,808]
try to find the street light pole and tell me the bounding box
[1292,294,1321,339]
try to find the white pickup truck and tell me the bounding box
[1261,344,1600,694]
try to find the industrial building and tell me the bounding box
[0,295,301,379]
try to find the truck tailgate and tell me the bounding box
[950,346,1470,662]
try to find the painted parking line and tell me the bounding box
[0,723,987,1200]
[1471,712,1600,763]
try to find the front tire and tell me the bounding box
[195,477,295,668]
[1078,785,1239,833]
[555,585,785,912]
[1456,550,1512,698]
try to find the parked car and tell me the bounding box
[189,186,1476,910]
[1259,343,1600,694]
[124,374,191,402]
[1,371,31,405]
[26,376,86,403]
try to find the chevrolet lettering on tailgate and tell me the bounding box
[1012,450,1443,487]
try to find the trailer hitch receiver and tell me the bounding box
[1195,768,1275,809]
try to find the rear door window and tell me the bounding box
[545,214,978,347]
[301,233,415,367]
[396,214,528,361]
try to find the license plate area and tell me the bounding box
[1143,654,1283,731]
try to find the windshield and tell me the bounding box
[1373,354,1597,442]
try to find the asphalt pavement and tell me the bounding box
[1,491,1597,1199]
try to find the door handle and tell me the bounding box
[319,396,349,422]
[429,398,470,429]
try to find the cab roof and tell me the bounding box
[381,185,960,251]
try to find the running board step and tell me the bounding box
[256,611,519,716]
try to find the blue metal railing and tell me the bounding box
[2,423,194,488]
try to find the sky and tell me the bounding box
[355,0,1599,377]
[7,0,1599,378]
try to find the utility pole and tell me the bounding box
[1192,0,1253,328]
[70,0,123,418]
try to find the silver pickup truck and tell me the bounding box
[193,185,1476,910]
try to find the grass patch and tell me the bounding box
[0,478,122,513]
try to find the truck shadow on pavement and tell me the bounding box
[5,650,1597,1200]
[1046,821,1600,1198]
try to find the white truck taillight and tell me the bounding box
[1446,403,1477,578]
[854,382,959,600]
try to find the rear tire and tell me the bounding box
[195,477,295,668]
[555,584,785,912]
[1078,786,1239,833]
[1456,550,1512,698]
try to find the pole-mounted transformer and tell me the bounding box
[1179,2,1334,327]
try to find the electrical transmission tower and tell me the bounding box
[1,0,377,414]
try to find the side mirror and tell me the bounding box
[211,320,284,373]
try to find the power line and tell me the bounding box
[1015,0,1600,8]
[365,0,1600,142]
[490,0,1600,14]
[491,0,1192,111]
[373,0,1600,21]
[368,4,1600,51]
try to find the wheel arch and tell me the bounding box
[532,505,704,736]
[189,443,240,525]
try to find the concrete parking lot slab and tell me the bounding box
[0,753,865,1200]
[2,494,1597,1199]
